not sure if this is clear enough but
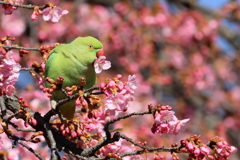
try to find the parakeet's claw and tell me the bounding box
[50,100,57,110]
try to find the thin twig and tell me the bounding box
[1,45,41,51]
[60,87,69,97]
[83,85,100,93]
[0,1,45,9]
[104,110,152,139]
[55,93,79,109]
[21,67,34,71]
[18,141,45,160]
[8,121,36,132]
[119,132,180,158]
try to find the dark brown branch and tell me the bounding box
[2,96,84,156]
[0,96,7,121]
[43,123,61,160]
[119,132,178,152]
[104,110,152,139]
[81,132,121,157]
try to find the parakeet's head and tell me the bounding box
[72,36,105,66]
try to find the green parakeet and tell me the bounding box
[45,36,104,119]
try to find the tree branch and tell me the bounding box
[0,1,45,9]
[1,45,41,51]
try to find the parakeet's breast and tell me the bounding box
[45,49,96,101]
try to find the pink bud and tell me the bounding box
[65,127,70,134]
[108,80,116,88]
[117,74,122,79]
[71,131,77,138]
[75,99,80,106]
[31,117,37,126]
[224,152,230,157]
[208,155,214,160]
[186,142,194,151]
[24,121,29,128]
[31,10,40,21]
[49,89,54,93]
[43,88,48,92]
[222,141,228,146]
[200,146,210,155]
[217,142,223,148]
[82,101,88,107]
[76,129,82,137]
[181,148,187,152]
[227,146,238,153]
[99,82,105,89]
[65,87,71,90]
[62,130,67,136]
[39,85,44,90]
[161,106,167,110]
[60,124,65,131]
[41,63,45,70]
[194,148,200,155]
[172,157,177,160]
[167,106,172,110]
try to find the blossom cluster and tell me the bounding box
[0,48,21,96]
[100,75,138,117]
[182,139,210,159]
[213,136,238,160]
[180,135,238,160]
[151,105,190,135]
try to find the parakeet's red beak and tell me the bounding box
[96,49,105,58]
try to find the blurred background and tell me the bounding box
[1,0,239,159]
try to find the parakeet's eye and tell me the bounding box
[88,45,94,50]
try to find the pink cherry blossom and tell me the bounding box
[105,93,129,116]
[82,115,105,137]
[94,56,111,74]
[101,75,138,116]
[168,118,190,135]
[200,145,210,155]
[127,75,138,90]
[42,6,69,23]
[151,110,190,135]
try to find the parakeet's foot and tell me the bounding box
[50,100,57,110]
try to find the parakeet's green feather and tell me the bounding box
[45,36,103,119]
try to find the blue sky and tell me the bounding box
[199,0,237,52]
[199,0,229,9]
